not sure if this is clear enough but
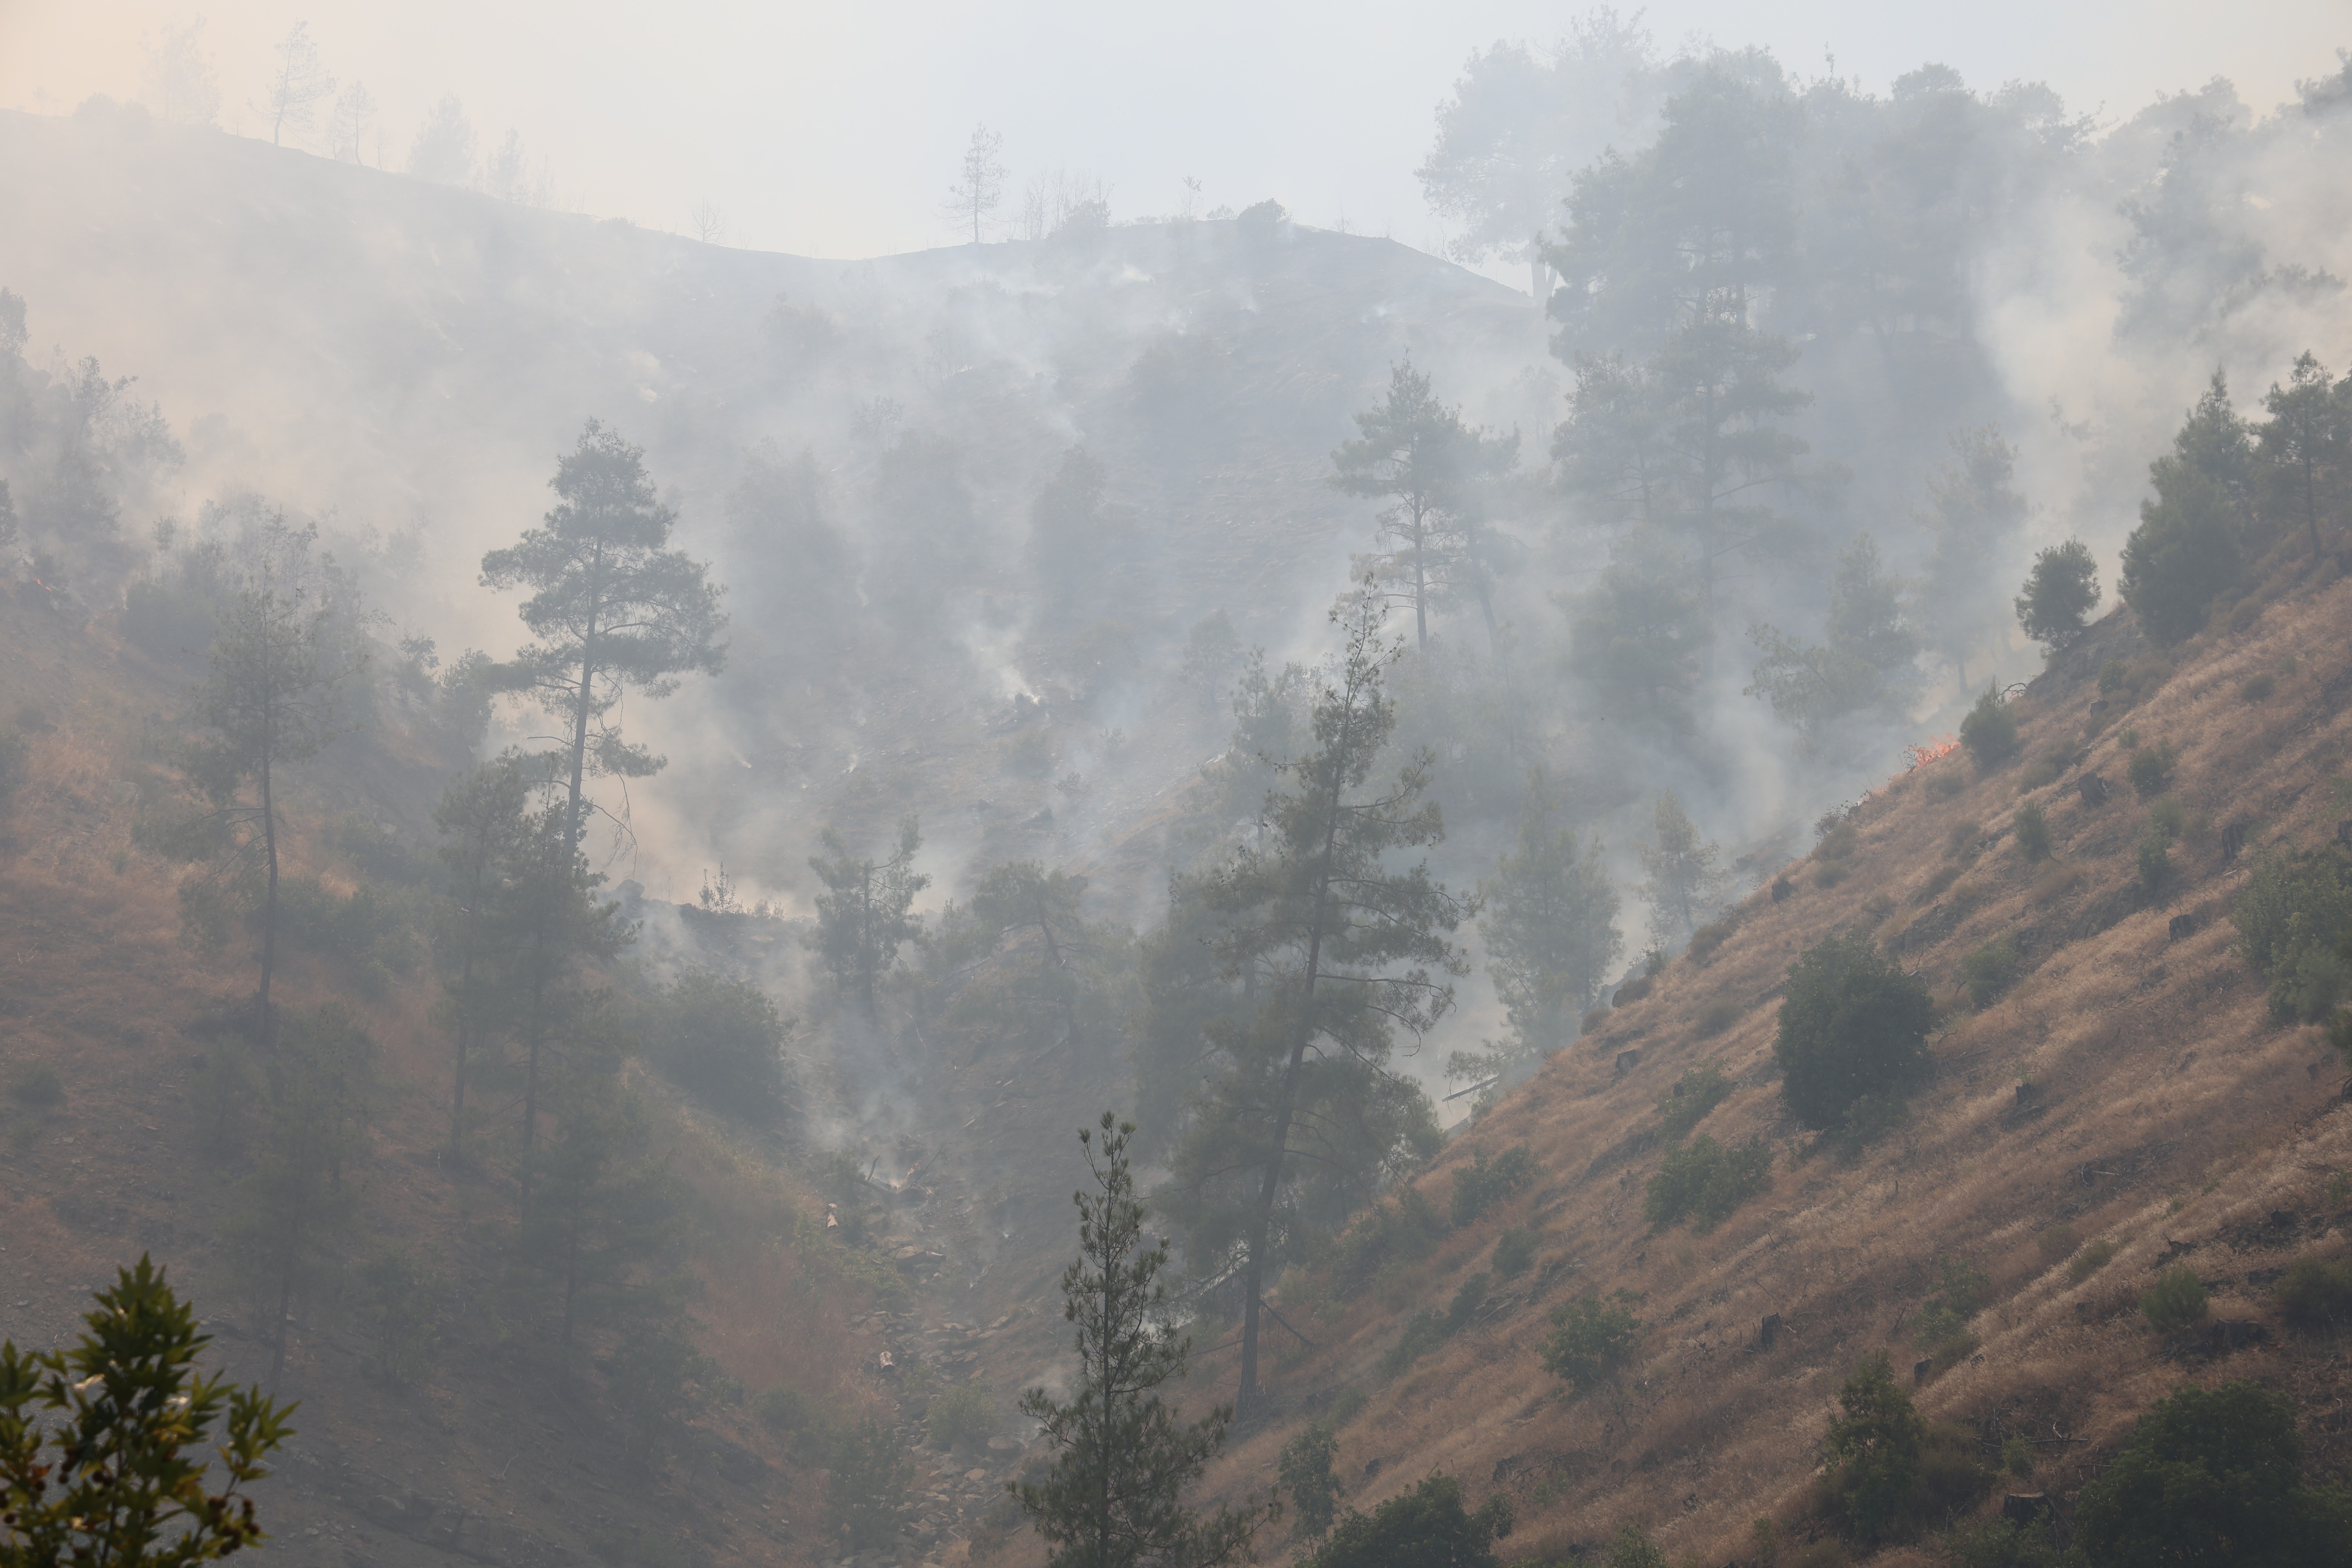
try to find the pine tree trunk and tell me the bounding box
[259,752,279,1053]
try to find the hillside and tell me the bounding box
[1206,564,2352,1563]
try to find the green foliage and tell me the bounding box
[2127,740,2177,798]
[2274,1255,2352,1327]
[1939,1515,2059,1568]
[1746,533,1922,751]
[1477,772,1621,1058]
[275,875,428,994]
[2012,801,2051,862]
[1279,1420,1344,1540]
[1959,684,2019,768]
[929,1383,994,1450]
[1451,1145,1536,1229]
[1016,1115,1267,1568]
[1818,1352,1994,1545]
[642,969,793,1120]
[2073,1379,2352,1566]
[1382,1276,1490,1379]
[1638,790,1727,943]
[1540,1292,1642,1391]
[806,816,928,1015]
[1657,1062,1730,1140]
[1774,934,1935,1131]
[516,1065,687,1359]
[600,1321,715,1466]
[0,1258,295,1566]
[1960,935,2021,1008]
[1490,1226,1536,1280]
[2000,1436,2034,1478]
[1301,1474,1511,1568]
[4,1062,62,1108]
[2014,538,2101,653]
[2122,446,2243,647]
[824,1417,913,1552]
[1643,1135,1771,1232]
[2140,1265,2210,1332]
[2232,846,2352,1022]
[1566,530,1710,730]
[1328,1187,1449,1294]
[1915,1257,1990,1345]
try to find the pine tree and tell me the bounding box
[1013,1114,1268,1568]
[808,816,929,1018]
[2256,352,2348,561]
[1637,792,1725,945]
[1745,533,1918,751]
[431,750,553,1153]
[479,420,727,852]
[1476,771,1620,1060]
[1917,427,2028,694]
[1185,597,1469,1415]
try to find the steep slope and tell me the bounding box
[1207,564,2352,1563]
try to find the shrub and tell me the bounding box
[2127,740,2177,799]
[1301,1474,1511,1568]
[1947,820,1981,858]
[1775,935,1936,1131]
[1278,1420,1344,1540]
[928,1382,994,1449]
[354,1243,447,1388]
[1915,1257,1991,1345]
[2013,802,2052,862]
[1928,771,1965,799]
[2274,1255,2352,1327]
[1644,1136,1771,1232]
[2067,1237,2118,1285]
[1817,820,1861,860]
[1450,1145,1535,1229]
[1960,686,2020,768]
[6,1061,64,1106]
[2140,1264,2209,1331]
[2098,658,2129,695]
[1686,920,1733,964]
[1941,1515,2060,1568]
[0,730,27,811]
[1694,996,1742,1035]
[2073,1380,2352,1566]
[1960,935,2022,1008]
[1490,1226,1537,1280]
[2001,1436,2034,1478]
[2231,846,2352,1021]
[1540,1292,1642,1391]
[599,1323,715,1466]
[2136,823,2176,891]
[1917,864,1962,903]
[2036,1223,2078,1265]
[1657,1063,1731,1139]
[2016,750,2065,791]
[824,1417,913,1551]
[644,969,795,1119]
[1332,1187,1447,1290]
[1822,1351,1925,1544]
[2016,539,2101,653]
[2242,671,2277,702]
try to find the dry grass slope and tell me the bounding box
[1205,570,2352,1563]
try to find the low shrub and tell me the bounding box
[2031,862,2084,901]
[2274,1255,2352,1327]
[1686,920,1733,964]
[2232,845,2352,1022]
[1540,1292,1642,1391]
[5,1061,64,1107]
[2067,1237,2118,1285]
[1918,864,1962,903]
[1694,996,1742,1035]
[1947,820,1982,858]
[1278,1420,1343,1540]
[2016,750,2066,791]
[1940,1515,2060,1568]
[1775,935,1935,1131]
[2098,658,2129,695]
[1657,1063,1731,1140]
[1381,1273,1490,1377]
[1644,1135,1771,1232]
[1817,820,1860,861]
[1960,686,2020,768]
[1450,1144,1536,1228]
[1927,771,1965,799]
[927,1383,993,1449]
[644,969,795,1120]
[2136,822,2176,891]
[1960,935,2023,1008]
[1915,1257,1991,1345]
[824,1417,914,1551]
[1331,1186,1447,1291]
[2241,671,2277,702]
[2126,740,2177,799]
[2013,801,2052,862]
[2140,1264,2210,1331]
[1815,862,1849,889]
[1820,1352,1995,1545]
[2036,1223,2078,1265]
[1491,1226,1537,1280]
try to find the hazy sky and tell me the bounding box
[5,1,2346,272]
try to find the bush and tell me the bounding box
[2015,539,2101,653]
[2127,740,2177,798]
[2136,822,2176,891]
[1540,1292,1642,1391]
[2120,463,2241,646]
[1775,935,1936,1131]
[2013,802,2052,862]
[1960,935,2022,1008]
[2073,1380,2352,1566]
[5,1061,64,1107]
[1822,1351,1925,1544]
[1301,1474,1511,1568]
[1643,1136,1771,1232]
[1332,1186,1447,1290]
[643,969,795,1120]
[2067,1237,2118,1285]
[824,1417,913,1551]
[599,1323,715,1467]
[2140,1264,2210,1331]
[2274,1256,2352,1327]
[2232,846,2352,1021]
[1279,1420,1343,1540]
[2242,671,2277,702]
[1940,1515,2060,1568]
[1960,686,2020,768]
[2016,750,2065,791]
[928,1382,994,1449]
[1657,1063,1730,1139]
[1694,996,1743,1035]
[1450,1145,1535,1229]
[354,1243,447,1388]
[1918,864,1962,903]
[1915,1257,1990,1345]
[1490,1226,1536,1280]
[1686,920,1733,964]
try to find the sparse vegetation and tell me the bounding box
[2140,1264,2210,1331]
[1960,935,2022,1007]
[1540,1292,1642,1392]
[1643,1135,1771,1232]
[2274,1255,2352,1328]
[2232,845,2352,1021]
[1490,1226,1536,1280]
[1451,1145,1536,1228]
[2012,800,2051,861]
[1657,1063,1731,1139]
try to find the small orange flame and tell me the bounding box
[1903,735,1958,772]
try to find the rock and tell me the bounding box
[2078,773,2111,806]
[2168,913,2199,940]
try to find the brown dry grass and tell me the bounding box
[1194,573,2352,1563]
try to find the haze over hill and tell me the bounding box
[2,19,2352,1568]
